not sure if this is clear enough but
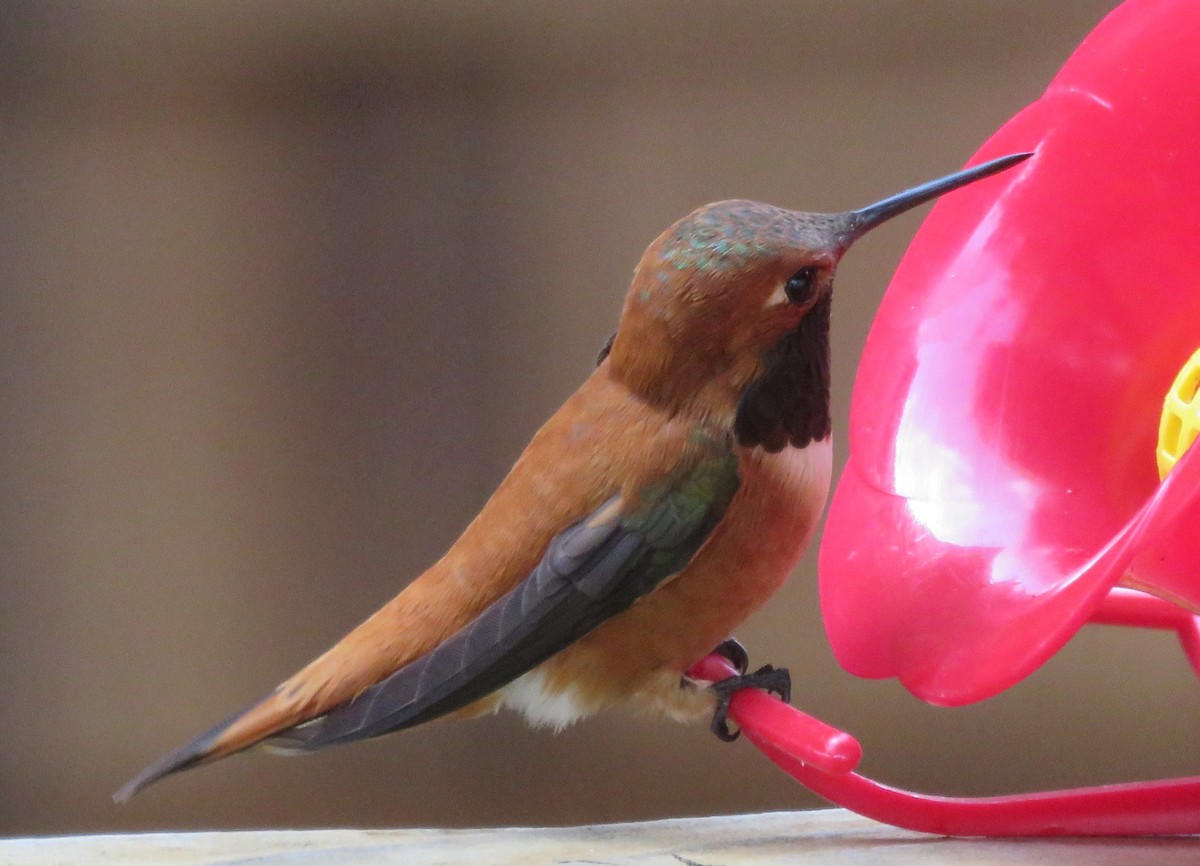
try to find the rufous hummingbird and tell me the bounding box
[116,152,1031,802]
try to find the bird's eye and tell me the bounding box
[784,267,818,304]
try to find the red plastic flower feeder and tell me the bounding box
[691,0,1200,835]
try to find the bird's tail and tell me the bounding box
[112,683,323,803]
[113,597,421,803]
[115,557,494,802]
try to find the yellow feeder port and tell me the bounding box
[1158,348,1200,480]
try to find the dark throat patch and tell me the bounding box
[733,293,832,452]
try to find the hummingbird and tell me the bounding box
[116,152,1031,802]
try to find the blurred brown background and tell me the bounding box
[3,0,1197,838]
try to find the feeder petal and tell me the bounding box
[820,0,1200,703]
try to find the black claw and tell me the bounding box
[711,700,739,742]
[712,637,749,675]
[709,664,792,743]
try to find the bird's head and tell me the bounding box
[605,153,1032,445]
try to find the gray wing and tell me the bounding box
[271,454,739,751]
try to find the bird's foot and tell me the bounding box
[709,663,791,742]
[711,637,750,676]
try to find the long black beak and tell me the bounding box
[841,151,1033,245]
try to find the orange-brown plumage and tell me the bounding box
[200,367,722,758]
[117,153,1031,802]
[531,439,831,722]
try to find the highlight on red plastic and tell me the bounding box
[819,0,1200,706]
[685,0,1200,837]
